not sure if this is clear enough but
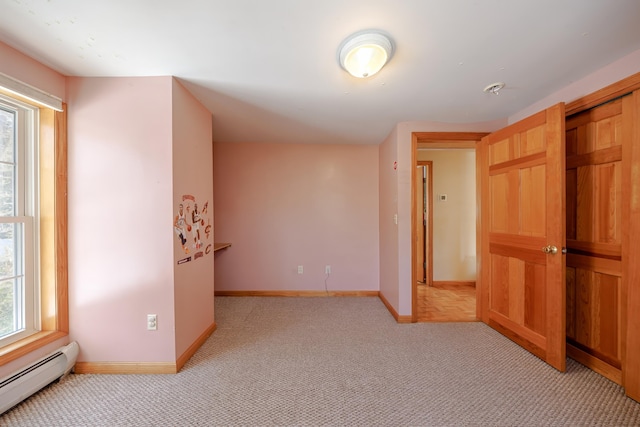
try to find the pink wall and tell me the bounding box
[378,129,400,308]
[67,76,176,363]
[0,42,69,378]
[171,79,214,358]
[214,142,379,293]
[0,41,65,101]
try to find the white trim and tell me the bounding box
[0,72,62,111]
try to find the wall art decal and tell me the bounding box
[174,203,190,253]
[174,194,212,264]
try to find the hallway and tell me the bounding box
[416,282,476,322]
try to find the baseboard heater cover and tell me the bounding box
[0,341,79,414]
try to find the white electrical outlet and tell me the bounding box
[297,265,304,274]
[147,314,157,330]
[325,265,331,274]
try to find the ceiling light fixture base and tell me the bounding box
[338,30,394,78]
[484,82,506,95]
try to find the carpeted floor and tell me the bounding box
[3,296,640,426]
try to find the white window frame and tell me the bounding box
[0,94,40,347]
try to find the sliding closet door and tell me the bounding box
[623,89,640,402]
[565,96,626,383]
[478,103,566,371]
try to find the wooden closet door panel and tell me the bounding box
[572,268,621,367]
[566,267,577,338]
[594,163,622,243]
[623,88,640,402]
[565,96,625,378]
[566,169,577,240]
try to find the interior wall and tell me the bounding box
[417,150,476,281]
[378,128,400,308]
[171,78,215,359]
[67,76,176,363]
[213,142,379,293]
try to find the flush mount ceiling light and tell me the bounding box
[338,30,394,78]
[484,82,505,95]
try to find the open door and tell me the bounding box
[478,103,566,371]
[414,161,433,287]
[414,164,426,284]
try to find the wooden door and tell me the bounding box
[624,89,640,402]
[565,97,627,383]
[478,103,566,371]
[423,162,433,287]
[415,161,433,286]
[415,165,426,283]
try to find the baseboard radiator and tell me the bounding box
[0,341,79,414]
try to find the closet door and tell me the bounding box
[478,103,566,371]
[565,97,626,383]
[624,89,640,402]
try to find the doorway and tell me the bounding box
[411,132,488,323]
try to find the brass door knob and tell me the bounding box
[542,245,558,254]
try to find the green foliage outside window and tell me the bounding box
[0,108,16,337]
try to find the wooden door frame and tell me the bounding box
[415,161,433,287]
[411,132,488,323]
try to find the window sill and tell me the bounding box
[0,331,68,366]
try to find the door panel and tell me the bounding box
[565,97,626,381]
[623,89,640,401]
[415,165,425,283]
[415,161,433,287]
[479,103,566,371]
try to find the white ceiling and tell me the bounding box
[1,0,640,145]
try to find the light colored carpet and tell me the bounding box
[3,296,640,426]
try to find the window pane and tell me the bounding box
[0,222,23,338]
[0,163,15,217]
[0,223,16,278]
[0,108,14,164]
[0,278,22,338]
[0,108,15,217]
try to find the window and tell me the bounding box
[0,96,39,347]
[0,80,67,364]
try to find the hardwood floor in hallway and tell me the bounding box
[416,282,477,322]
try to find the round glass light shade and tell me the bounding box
[339,32,393,78]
